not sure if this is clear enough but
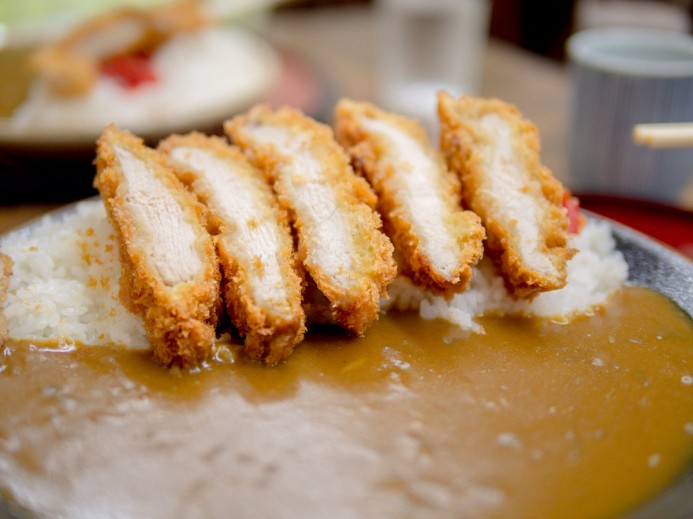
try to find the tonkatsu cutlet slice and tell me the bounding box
[437,93,574,299]
[94,125,220,367]
[334,99,485,297]
[225,105,397,335]
[160,133,306,365]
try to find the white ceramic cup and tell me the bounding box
[567,28,693,204]
[375,0,490,137]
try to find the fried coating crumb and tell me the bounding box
[438,92,574,299]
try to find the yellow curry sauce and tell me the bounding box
[0,286,692,519]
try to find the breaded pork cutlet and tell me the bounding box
[225,105,397,335]
[0,253,12,347]
[437,93,574,299]
[334,99,485,296]
[95,125,220,367]
[160,133,306,365]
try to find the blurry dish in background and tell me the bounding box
[0,25,280,146]
[567,27,693,206]
[0,0,284,48]
[575,0,692,34]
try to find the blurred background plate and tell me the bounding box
[0,26,281,148]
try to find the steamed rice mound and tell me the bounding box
[0,200,628,349]
[0,201,146,348]
[384,219,628,333]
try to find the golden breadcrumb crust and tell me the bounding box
[159,132,306,365]
[225,105,397,335]
[94,124,220,367]
[334,98,485,297]
[438,92,574,299]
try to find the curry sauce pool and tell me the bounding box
[0,286,692,519]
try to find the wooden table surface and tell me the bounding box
[0,4,571,235]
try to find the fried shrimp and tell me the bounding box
[438,93,574,299]
[225,105,397,335]
[160,133,306,365]
[94,125,220,367]
[0,253,12,347]
[334,99,485,296]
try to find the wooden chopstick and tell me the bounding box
[633,123,693,149]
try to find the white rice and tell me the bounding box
[0,200,147,349]
[384,219,629,333]
[0,200,628,348]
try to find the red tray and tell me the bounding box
[577,194,693,260]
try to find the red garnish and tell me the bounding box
[563,191,585,234]
[100,52,157,89]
